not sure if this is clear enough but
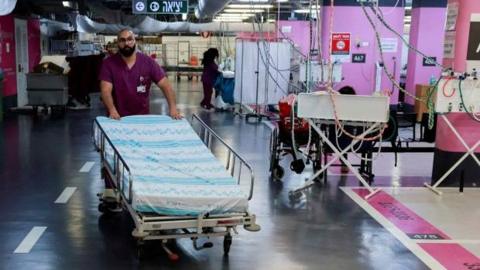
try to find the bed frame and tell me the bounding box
[93,114,260,260]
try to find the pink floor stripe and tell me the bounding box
[419,243,480,270]
[353,189,450,238]
[352,189,480,269]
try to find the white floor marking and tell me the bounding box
[414,239,480,244]
[54,187,77,204]
[79,161,95,172]
[14,226,47,254]
[340,187,446,270]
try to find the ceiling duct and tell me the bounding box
[0,0,17,16]
[76,15,274,34]
[195,0,232,19]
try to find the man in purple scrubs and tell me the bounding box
[98,29,181,212]
[99,29,181,119]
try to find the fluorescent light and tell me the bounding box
[236,0,268,2]
[62,1,72,7]
[294,6,320,13]
[213,18,245,22]
[217,14,253,18]
[267,19,276,22]
[182,13,187,20]
[228,4,274,9]
[294,9,310,13]
[276,0,288,2]
[224,8,265,13]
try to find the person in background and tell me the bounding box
[200,48,220,110]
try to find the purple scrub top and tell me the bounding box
[99,52,166,116]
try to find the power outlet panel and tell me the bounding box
[435,78,480,114]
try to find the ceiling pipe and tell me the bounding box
[76,15,274,34]
[194,0,232,19]
[0,0,17,16]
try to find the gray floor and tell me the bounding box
[0,77,429,269]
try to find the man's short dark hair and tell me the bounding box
[117,29,134,39]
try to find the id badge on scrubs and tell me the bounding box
[137,85,146,93]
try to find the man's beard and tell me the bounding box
[119,44,136,57]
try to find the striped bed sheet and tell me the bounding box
[95,115,249,216]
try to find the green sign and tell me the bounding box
[132,0,188,14]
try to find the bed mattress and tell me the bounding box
[95,115,249,216]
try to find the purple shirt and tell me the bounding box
[201,62,219,85]
[99,52,166,116]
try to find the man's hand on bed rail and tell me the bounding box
[109,110,121,120]
[169,108,183,120]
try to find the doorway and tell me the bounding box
[15,18,29,107]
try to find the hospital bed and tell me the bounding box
[93,114,260,260]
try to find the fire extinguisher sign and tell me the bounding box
[331,33,351,55]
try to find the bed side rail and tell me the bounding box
[190,114,255,200]
[93,119,133,204]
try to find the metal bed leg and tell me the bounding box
[161,240,179,261]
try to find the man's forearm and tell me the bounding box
[159,80,177,111]
[101,90,117,113]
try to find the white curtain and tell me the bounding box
[234,40,291,105]
[0,0,16,16]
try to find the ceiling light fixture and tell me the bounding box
[228,4,274,9]
[213,18,245,22]
[217,13,255,18]
[224,8,265,13]
[236,0,269,2]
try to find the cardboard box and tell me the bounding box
[414,84,434,122]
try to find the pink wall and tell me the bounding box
[321,6,404,104]
[444,0,480,72]
[27,19,41,72]
[436,113,480,153]
[0,15,17,97]
[277,21,312,57]
[404,8,446,105]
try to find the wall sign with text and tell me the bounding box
[422,57,437,67]
[467,21,480,61]
[132,0,188,14]
[352,53,366,63]
[331,33,351,55]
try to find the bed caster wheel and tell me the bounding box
[98,203,107,213]
[244,223,261,232]
[223,234,232,255]
[290,159,305,174]
[288,190,303,201]
[271,165,284,180]
[193,238,214,250]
